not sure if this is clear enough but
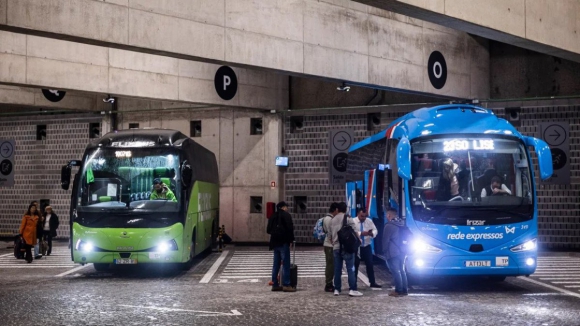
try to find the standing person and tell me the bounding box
[382,208,408,297]
[266,201,296,293]
[353,208,381,289]
[29,201,43,259]
[322,203,339,292]
[42,206,60,256]
[436,158,459,201]
[19,204,39,263]
[330,202,363,297]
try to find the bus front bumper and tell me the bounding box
[406,253,537,277]
[73,250,186,265]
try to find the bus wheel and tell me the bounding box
[93,263,110,272]
[181,232,196,271]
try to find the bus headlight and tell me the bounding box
[76,240,94,253]
[510,239,537,252]
[156,240,178,253]
[412,239,442,253]
[526,258,535,266]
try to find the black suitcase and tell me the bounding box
[289,241,298,288]
[13,236,25,259]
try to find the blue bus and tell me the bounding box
[346,104,553,280]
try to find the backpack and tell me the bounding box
[393,223,413,255]
[268,212,286,240]
[312,215,328,242]
[337,215,360,254]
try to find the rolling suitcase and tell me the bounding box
[13,236,25,259]
[289,241,298,289]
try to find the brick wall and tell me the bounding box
[285,106,580,249]
[0,114,102,239]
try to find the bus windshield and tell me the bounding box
[77,147,181,213]
[410,137,533,225]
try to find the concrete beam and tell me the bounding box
[353,0,580,63]
[0,31,288,110]
[0,85,101,110]
[1,0,490,99]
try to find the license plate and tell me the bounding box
[115,258,137,264]
[464,260,491,267]
[496,257,509,266]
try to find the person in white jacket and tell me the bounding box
[353,208,381,289]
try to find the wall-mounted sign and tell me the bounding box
[214,66,238,100]
[0,139,15,187]
[329,129,353,185]
[540,122,570,184]
[42,89,66,102]
[428,51,447,90]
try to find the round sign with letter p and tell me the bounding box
[214,66,238,100]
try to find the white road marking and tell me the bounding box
[0,253,13,258]
[200,250,229,284]
[519,276,580,299]
[55,264,92,277]
[119,305,242,316]
[357,271,370,286]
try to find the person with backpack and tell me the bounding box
[353,208,382,289]
[382,207,409,297]
[321,203,339,292]
[330,202,363,297]
[266,201,296,293]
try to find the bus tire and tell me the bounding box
[93,263,110,272]
[181,231,196,271]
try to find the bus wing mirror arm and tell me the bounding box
[61,160,81,190]
[523,136,553,180]
[396,137,412,181]
[181,161,192,187]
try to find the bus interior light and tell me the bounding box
[510,239,537,252]
[412,239,442,253]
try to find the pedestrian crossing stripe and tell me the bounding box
[0,247,78,269]
[529,256,580,294]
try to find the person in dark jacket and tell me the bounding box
[382,207,408,297]
[41,206,60,256]
[266,201,295,293]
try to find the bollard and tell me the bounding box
[218,225,224,252]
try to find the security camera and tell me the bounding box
[103,95,115,104]
[337,83,350,92]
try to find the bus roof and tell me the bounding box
[88,129,189,149]
[349,104,524,152]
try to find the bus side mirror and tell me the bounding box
[61,165,71,190]
[181,161,192,187]
[523,136,553,180]
[396,137,412,181]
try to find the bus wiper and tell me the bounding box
[472,207,530,218]
[418,193,431,210]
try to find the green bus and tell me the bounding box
[61,129,219,271]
